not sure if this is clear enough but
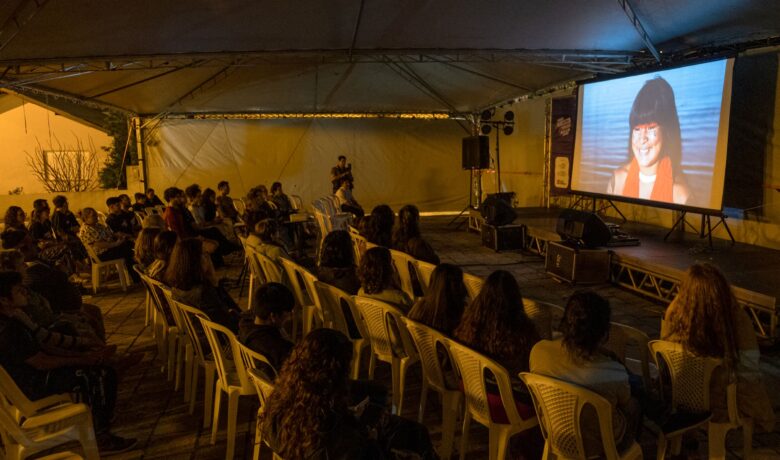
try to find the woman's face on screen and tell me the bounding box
[631,122,663,169]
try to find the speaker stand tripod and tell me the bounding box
[663,210,735,248]
[449,168,482,229]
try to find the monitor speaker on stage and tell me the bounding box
[481,194,516,226]
[462,135,490,169]
[555,209,611,248]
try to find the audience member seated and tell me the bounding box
[145,188,165,207]
[118,194,133,212]
[145,230,178,281]
[530,290,642,456]
[239,282,294,374]
[105,196,138,238]
[261,328,436,459]
[243,185,277,230]
[1,230,105,339]
[164,238,240,331]
[163,186,238,266]
[0,271,137,454]
[270,182,293,217]
[318,230,360,295]
[29,204,76,275]
[246,219,290,263]
[80,207,139,283]
[4,205,27,232]
[357,246,412,312]
[51,195,81,239]
[132,192,148,212]
[141,213,166,229]
[662,264,775,433]
[134,227,161,268]
[216,180,239,221]
[408,263,466,335]
[392,204,439,265]
[335,178,364,218]
[363,204,394,247]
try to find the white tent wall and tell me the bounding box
[144,118,469,212]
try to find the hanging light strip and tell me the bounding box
[183,112,452,120]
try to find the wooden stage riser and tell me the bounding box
[519,233,779,340]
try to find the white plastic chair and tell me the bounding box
[81,237,130,293]
[520,372,643,460]
[522,298,563,341]
[605,322,653,392]
[136,270,181,384]
[244,245,265,311]
[315,281,369,379]
[389,249,418,300]
[247,368,281,460]
[414,259,437,295]
[199,318,257,460]
[446,339,538,460]
[279,258,316,339]
[159,289,196,400]
[463,272,484,301]
[173,302,218,430]
[402,318,463,459]
[649,340,748,460]
[348,231,368,267]
[354,296,419,415]
[0,366,98,460]
[233,198,246,216]
[254,251,284,284]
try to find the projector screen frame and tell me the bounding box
[569,56,735,214]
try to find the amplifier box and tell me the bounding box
[545,241,611,284]
[482,223,525,252]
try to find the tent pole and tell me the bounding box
[134,117,148,191]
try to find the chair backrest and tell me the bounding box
[604,322,652,390]
[252,250,283,284]
[520,372,622,459]
[237,341,278,382]
[402,318,454,393]
[199,317,255,394]
[414,260,437,295]
[522,298,562,341]
[289,195,303,211]
[354,297,416,361]
[446,338,525,427]
[172,301,213,366]
[279,257,312,308]
[245,246,267,288]
[314,281,362,338]
[79,235,102,264]
[159,286,190,339]
[347,231,367,266]
[96,211,107,225]
[233,198,246,216]
[462,273,485,301]
[648,340,722,414]
[389,249,417,300]
[247,368,276,407]
[0,365,41,418]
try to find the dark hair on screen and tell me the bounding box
[628,76,683,174]
[358,246,395,294]
[319,230,354,268]
[454,270,539,368]
[0,270,23,299]
[408,263,466,334]
[253,282,295,320]
[559,290,612,361]
[163,238,204,291]
[153,230,178,262]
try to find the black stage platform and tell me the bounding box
[504,207,779,339]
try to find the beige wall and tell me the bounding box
[0,94,111,195]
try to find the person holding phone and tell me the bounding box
[331,155,354,193]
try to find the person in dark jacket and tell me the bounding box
[238,282,294,374]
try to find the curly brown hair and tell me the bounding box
[4,206,25,229]
[358,246,395,294]
[454,270,539,373]
[665,263,740,366]
[260,328,353,458]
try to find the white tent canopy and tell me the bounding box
[0,0,777,116]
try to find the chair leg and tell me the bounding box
[188,360,199,415]
[742,419,753,459]
[459,412,472,460]
[203,366,216,429]
[368,354,376,379]
[440,392,460,460]
[92,264,100,294]
[78,414,99,460]
[117,263,128,291]
[391,357,401,415]
[656,433,667,460]
[397,359,412,416]
[144,292,151,327]
[210,388,223,444]
[247,273,255,311]
[253,410,262,460]
[708,422,731,460]
[494,427,512,460]
[418,383,429,423]
[181,343,193,399]
[225,391,240,460]
[166,334,177,382]
[350,344,362,380]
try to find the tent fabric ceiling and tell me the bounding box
[0,0,777,116]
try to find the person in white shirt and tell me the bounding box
[335,178,364,218]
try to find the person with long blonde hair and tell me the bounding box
[662,263,774,432]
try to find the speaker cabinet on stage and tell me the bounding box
[556,209,611,248]
[482,223,524,252]
[545,241,611,284]
[462,135,490,169]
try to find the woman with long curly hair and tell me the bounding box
[357,246,411,312]
[133,227,161,267]
[662,264,775,432]
[408,263,466,335]
[261,328,435,459]
[4,206,27,231]
[392,204,439,265]
[454,270,540,378]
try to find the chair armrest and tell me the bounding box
[20,402,90,430]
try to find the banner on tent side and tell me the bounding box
[549,96,577,196]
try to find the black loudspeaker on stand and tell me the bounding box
[461,135,490,169]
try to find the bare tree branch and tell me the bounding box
[25,136,101,192]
